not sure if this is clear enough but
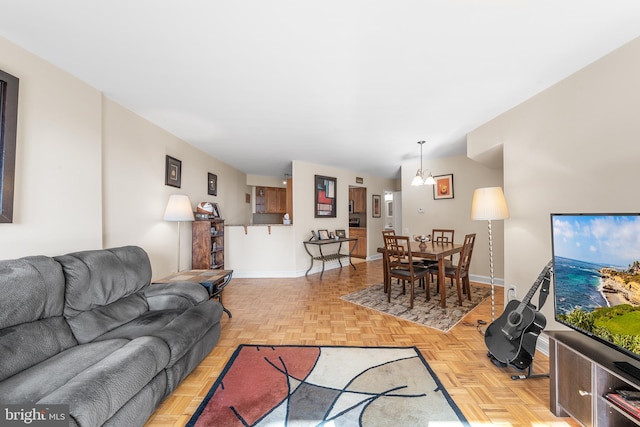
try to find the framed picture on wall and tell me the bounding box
[314,175,337,218]
[372,194,381,218]
[0,69,18,223]
[208,173,217,196]
[433,174,454,200]
[165,155,182,188]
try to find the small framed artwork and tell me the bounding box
[433,174,454,200]
[310,230,318,241]
[211,203,221,219]
[208,173,217,196]
[165,155,182,188]
[318,229,330,240]
[335,229,346,238]
[314,175,337,218]
[372,194,381,218]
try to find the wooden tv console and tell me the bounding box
[548,330,640,426]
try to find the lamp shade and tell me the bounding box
[471,187,509,221]
[163,195,195,221]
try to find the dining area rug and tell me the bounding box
[341,282,491,332]
[186,344,469,427]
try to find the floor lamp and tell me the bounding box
[471,187,509,321]
[164,195,194,272]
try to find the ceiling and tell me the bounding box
[2,1,640,179]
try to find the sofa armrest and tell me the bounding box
[144,282,209,311]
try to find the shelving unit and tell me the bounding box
[549,330,640,426]
[192,218,224,270]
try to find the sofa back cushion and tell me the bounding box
[56,246,153,343]
[0,256,77,382]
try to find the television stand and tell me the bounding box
[549,331,640,426]
[615,361,640,383]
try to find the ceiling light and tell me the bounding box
[411,141,435,186]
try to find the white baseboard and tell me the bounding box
[469,273,505,287]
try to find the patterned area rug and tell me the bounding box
[186,345,468,427]
[341,282,491,332]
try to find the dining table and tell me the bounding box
[379,240,464,308]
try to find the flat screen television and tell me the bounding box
[551,213,640,376]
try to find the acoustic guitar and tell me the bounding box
[484,261,552,370]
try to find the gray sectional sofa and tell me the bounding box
[0,245,223,426]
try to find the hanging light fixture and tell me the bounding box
[411,141,435,186]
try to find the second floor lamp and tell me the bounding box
[164,194,194,272]
[471,186,510,321]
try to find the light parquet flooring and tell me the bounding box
[145,259,579,427]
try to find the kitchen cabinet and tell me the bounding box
[349,187,366,214]
[349,227,367,258]
[256,186,287,214]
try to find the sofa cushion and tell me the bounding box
[0,256,77,382]
[39,336,170,427]
[0,339,130,404]
[56,246,153,343]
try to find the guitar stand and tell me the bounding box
[509,363,549,381]
[487,352,549,381]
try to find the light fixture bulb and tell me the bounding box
[411,171,424,186]
[424,173,436,185]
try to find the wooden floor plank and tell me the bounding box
[145,259,579,426]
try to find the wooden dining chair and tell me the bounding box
[385,235,431,309]
[425,228,456,279]
[428,233,476,306]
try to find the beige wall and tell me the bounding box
[0,36,103,258]
[468,36,640,332]
[291,160,396,274]
[0,35,251,279]
[400,155,504,282]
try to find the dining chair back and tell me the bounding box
[385,235,431,309]
[432,229,455,244]
[428,233,476,306]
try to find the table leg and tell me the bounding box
[348,239,357,271]
[438,257,446,308]
[319,246,326,279]
[210,272,233,318]
[304,242,314,277]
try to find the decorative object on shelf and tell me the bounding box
[411,141,436,186]
[197,201,214,215]
[372,194,381,218]
[211,203,221,219]
[164,194,195,272]
[309,230,317,241]
[208,172,217,196]
[433,174,454,199]
[314,175,336,218]
[165,155,182,188]
[318,229,330,240]
[282,213,290,224]
[0,69,18,223]
[471,186,509,321]
[335,229,346,238]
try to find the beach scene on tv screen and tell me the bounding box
[553,214,640,351]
